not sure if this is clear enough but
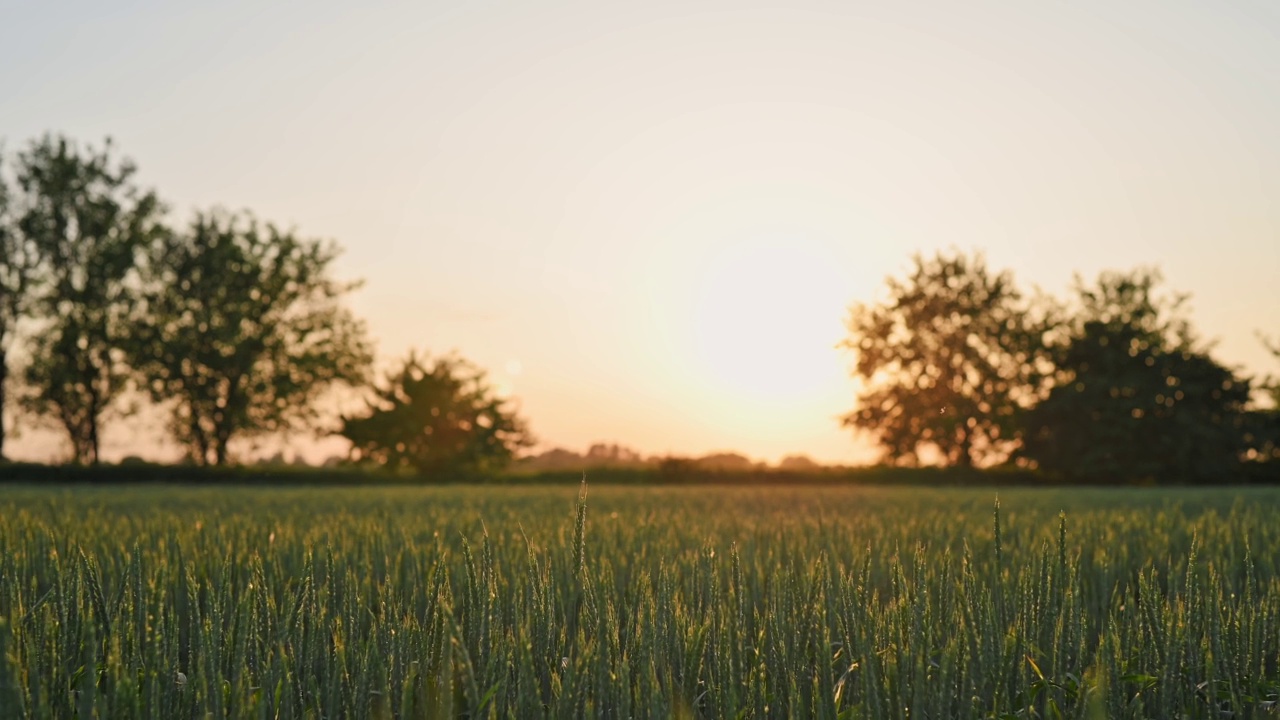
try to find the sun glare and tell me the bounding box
[686,239,850,405]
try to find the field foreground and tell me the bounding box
[1,485,1279,719]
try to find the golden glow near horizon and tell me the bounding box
[2,0,1278,465]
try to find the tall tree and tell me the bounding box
[0,153,41,459]
[15,135,163,464]
[1020,269,1251,483]
[341,352,532,477]
[840,250,1051,467]
[130,210,373,466]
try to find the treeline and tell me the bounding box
[843,251,1280,483]
[512,444,824,473]
[0,458,1045,486]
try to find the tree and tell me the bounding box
[840,250,1051,467]
[0,151,41,459]
[777,454,821,471]
[1243,333,1280,467]
[1020,269,1251,483]
[15,135,163,464]
[340,352,533,477]
[694,452,759,472]
[129,210,373,466]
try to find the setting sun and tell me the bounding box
[686,238,850,404]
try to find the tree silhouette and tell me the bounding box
[340,352,532,477]
[841,250,1051,467]
[15,135,163,464]
[130,210,372,466]
[585,442,645,466]
[0,153,41,459]
[778,454,821,471]
[1244,333,1280,466]
[1020,269,1251,483]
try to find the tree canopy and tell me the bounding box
[129,210,373,466]
[1019,269,1251,483]
[841,249,1051,467]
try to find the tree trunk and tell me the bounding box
[87,381,101,466]
[213,379,240,467]
[189,407,212,466]
[955,426,974,469]
[0,346,7,460]
[213,415,230,466]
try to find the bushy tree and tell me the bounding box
[841,250,1051,467]
[340,352,532,477]
[130,210,373,466]
[1020,269,1251,483]
[15,135,163,464]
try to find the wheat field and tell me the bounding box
[1,484,1278,718]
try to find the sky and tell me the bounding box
[2,0,1278,465]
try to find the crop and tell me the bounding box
[1,484,1278,718]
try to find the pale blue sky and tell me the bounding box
[3,0,1278,464]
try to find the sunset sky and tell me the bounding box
[3,0,1278,465]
